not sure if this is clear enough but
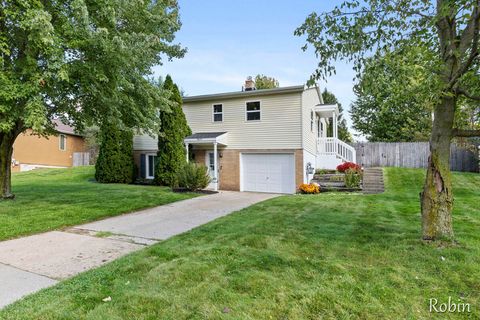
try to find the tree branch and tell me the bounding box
[456,87,480,101]
[448,1,480,88]
[458,0,480,54]
[452,128,480,137]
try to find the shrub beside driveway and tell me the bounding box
[0,166,198,241]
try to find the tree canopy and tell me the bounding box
[350,48,433,142]
[254,74,280,89]
[0,0,185,198]
[351,46,480,142]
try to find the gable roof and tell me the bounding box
[53,119,83,137]
[182,85,306,103]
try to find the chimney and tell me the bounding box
[243,76,256,91]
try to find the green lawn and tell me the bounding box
[0,167,197,241]
[2,168,479,319]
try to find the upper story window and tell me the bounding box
[59,134,67,151]
[246,101,261,121]
[213,104,223,122]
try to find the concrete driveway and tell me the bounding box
[0,191,278,309]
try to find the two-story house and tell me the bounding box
[133,79,355,194]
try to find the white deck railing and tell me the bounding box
[317,137,356,163]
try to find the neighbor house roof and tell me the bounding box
[182,85,305,103]
[53,119,83,137]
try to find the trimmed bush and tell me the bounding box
[315,168,336,175]
[155,75,192,186]
[176,162,211,191]
[344,168,362,188]
[95,123,135,184]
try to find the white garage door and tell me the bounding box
[241,153,295,194]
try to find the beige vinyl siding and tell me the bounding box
[302,87,322,155]
[183,92,302,149]
[133,134,158,151]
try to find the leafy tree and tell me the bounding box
[95,124,135,184]
[0,0,185,199]
[350,48,433,142]
[351,46,479,142]
[321,89,353,142]
[296,1,480,240]
[155,75,192,187]
[255,74,280,89]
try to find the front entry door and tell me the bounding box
[205,151,219,188]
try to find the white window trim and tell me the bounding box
[310,110,314,132]
[212,103,223,122]
[245,100,262,122]
[59,134,67,151]
[145,153,156,179]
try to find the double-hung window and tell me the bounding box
[213,104,223,122]
[246,101,261,121]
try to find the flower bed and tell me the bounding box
[299,183,321,194]
[336,162,361,173]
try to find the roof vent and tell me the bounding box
[243,76,256,91]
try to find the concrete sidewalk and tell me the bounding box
[0,191,277,309]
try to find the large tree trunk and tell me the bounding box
[421,95,456,240]
[0,130,19,200]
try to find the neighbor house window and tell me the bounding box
[246,101,261,121]
[59,134,67,151]
[146,154,157,179]
[213,104,223,122]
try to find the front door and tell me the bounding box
[205,151,219,188]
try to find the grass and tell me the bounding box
[1,168,479,319]
[0,166,197,241]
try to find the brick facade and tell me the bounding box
[191,148,303,192]
[134,148,305,193]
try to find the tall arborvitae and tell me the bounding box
[154,75,192,186]
[95,123,135,184]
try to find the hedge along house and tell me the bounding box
[133,78,355,193]
[11,119,87,172]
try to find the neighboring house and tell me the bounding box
[133,78,355,194]
[12,120,87,172]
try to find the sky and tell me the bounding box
[153,0,356,130]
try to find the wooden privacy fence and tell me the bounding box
[353,142,479,172]
[73,152,90,167]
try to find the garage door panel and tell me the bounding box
[241,153,295,194]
